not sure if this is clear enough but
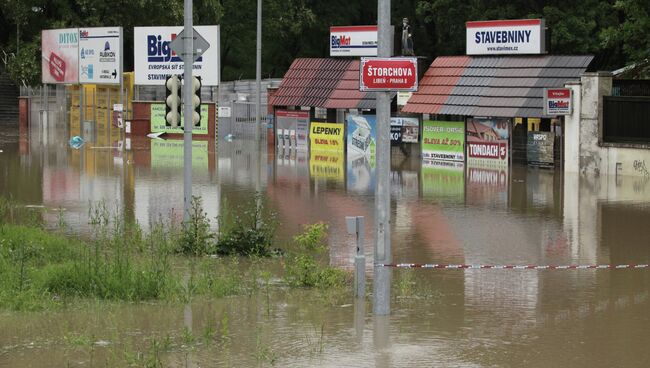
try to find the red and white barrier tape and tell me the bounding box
[376,263,649,270]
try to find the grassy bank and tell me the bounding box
[0,197,350,311]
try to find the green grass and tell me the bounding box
[0,196,351,312]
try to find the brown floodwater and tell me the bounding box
[1,103,649,367]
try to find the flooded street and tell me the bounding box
[1,104,649,367]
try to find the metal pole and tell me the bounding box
[355,216,366,298]
[183,0,194,223]
[374,0,392,316]
[255,0,262,141]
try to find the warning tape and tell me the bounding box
[376,263,649,270]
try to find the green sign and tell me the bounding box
[150,140,209,169]
[150,104,209,135]
[422,120,465,162]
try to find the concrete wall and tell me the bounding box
[565,72,650,178]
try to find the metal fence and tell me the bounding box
[603,96,650,144]
[217,101,268,140]
[612,80,650,97]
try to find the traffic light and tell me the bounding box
[191,76,201,126]
[165,75,182,127]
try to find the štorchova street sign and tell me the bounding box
[360,57,418,92]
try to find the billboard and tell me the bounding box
[347,115,377,157]
[422,120,465,162]
[466,19,545,55]
[78,27,122,85]
[330,26,378,57]
[390,116,419,144]
[134,26,220,85]
[466,118,509,166]
[150,103,209,135]
[360,57,418,92]
[276,110,309,150]
[41,28,79,84]
[544,88,572,115]
[527,131,555,166]
[310,122,344,152]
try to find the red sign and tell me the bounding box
[48,52,66,82]
[468,142,507,160]
[359,57,418,92]
[276,110,309,119]
[544,88,572,115]
[547,89,570,99]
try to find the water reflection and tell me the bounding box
[1,102,650,367]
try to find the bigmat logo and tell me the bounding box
[147,34,181,62]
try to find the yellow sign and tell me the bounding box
[310,150,344,182]
[310,122,344,152]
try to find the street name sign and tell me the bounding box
[359,57,418,92]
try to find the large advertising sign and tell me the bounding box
[150,104,209,135]
[42,28,79,84]
[360,57,418,92]
[466,118,509,166]
[309,122,344,152]
[78,27,122,85]
[134,26,220,85]
[276,110,309,150]
[390,116,419,143]
[544,88,572,115]
[466,19,545,55]
[330,26,378,57]
[347,115,377,157]
[422,120,465,162]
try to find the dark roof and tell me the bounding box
[402,55,593,118]
[270,58,377,109]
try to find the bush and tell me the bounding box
[177,196,215,256]
[284,223,349,288]
[216,194,277,257]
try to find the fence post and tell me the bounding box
[347,216,366,298]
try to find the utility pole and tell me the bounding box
[255,0,262,141]
[183,0,194,223]
[374,0,392,316]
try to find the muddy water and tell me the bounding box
[1,108,650,367]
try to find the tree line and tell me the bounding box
[0,0,648,86]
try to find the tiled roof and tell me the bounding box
[270,58,378,109]
[402,55,593,118]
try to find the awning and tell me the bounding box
[402,55,593,118]
[270,58,378,110]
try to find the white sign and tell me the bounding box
[543,88,572,116]
[330,26,378,57]
[397,91,412,106]
[79,27,122,84]
[134,25,220,86]
[218,106,231,118]
[113,104,123,112]
[466,19,545,55]
[41,28,79,84]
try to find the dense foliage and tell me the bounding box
[1,0,648,85]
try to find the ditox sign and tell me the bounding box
[544,88,572,115]
[359,57,418,92]
[466,19,545,55]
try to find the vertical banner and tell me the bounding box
[78,27,122,84]
[466,118,510,166]
[422,120,465,162]
[527,131,555,166]
[41,28,79,84]
[347,115,377,193]
[309,122,344,152]
[276,110,309,150]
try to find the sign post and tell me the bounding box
[183,0,194,223]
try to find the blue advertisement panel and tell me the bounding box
[347,115,377,193]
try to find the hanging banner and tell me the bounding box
[276,110,309,150]
[466,118,509,166]
[466,19,545,55]
[133,25,220,85]
[390,116,419,143]
[309,122,344,152]
[422,120,465,162]
[41,28,79,84]
[78,27,122,84]
[150,103,209,135]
